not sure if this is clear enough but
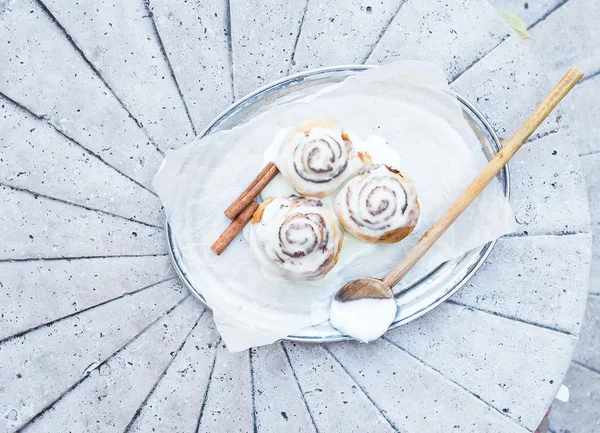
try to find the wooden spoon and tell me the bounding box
[335,66,584,303]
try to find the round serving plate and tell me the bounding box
[166,65,509,343]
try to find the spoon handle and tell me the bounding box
[382,66,584,289]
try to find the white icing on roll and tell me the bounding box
[247,196,343,281]
[334,164,420,243]
[275,119,370,198]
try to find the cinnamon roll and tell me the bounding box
[334,164,420,243]
[275,118,371,198]
[248,196,343,281]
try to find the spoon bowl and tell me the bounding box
[335,277,393,302]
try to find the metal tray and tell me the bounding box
[166,65,509,343]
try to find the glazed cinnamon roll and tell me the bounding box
[275,118,371,198]
[334,164,420,243]
[247,196,343,281]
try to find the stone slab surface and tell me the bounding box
[592,225,600,296]
[525,0,600,84]
[0,97,163,227]
[252,343,316,433]
[581,152,600,227]
[488,0,565,26]
[196,341,253,433]
[127,310,217,433]
[0,186,166,260]
[146,0,233,131]
[0,0,163,189]
[20,296,201,433]
[559,76,600,156]
[283,342,396,433]
[386,302,578,430]
[326,339,528,433]
[452,36,561,141]
[367,0,510,81]
[509,131,590,236]
[0,255,175,341]
[0,0,593,431]
[573,295,600,371]
[291,0,403,72]
[451,233,591,335]
[41,0,195,152]
[550,363,600,433]
[128,313,213,432]
[230,0,306,98]
[0,280,186,432]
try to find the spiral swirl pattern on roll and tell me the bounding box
[275,118,371,198]
[248,196,343,280]
[334,164,420,244]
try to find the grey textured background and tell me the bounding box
[0,0,597,431]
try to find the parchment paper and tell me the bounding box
[153,61,516,351]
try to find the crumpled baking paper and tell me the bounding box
[153,61,516,351]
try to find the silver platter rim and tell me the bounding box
[165,64,509,343]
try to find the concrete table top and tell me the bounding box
[0,0,592,432]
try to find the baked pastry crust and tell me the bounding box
[334,164,420,244]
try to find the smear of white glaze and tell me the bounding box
[261,173,297,200]
[308,234,375,287]
[262,127,292,166]
[348,133,402,168]
[329,296,397,342]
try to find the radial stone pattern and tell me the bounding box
[0,0,592,432]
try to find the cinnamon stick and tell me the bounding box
[224,162,279,219]
[212,200,260,255]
